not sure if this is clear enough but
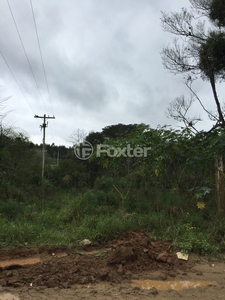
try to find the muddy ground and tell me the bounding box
[0,229,225,299]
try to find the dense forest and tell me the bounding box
[1,122,225,254]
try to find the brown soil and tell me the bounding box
[0,229,224,299]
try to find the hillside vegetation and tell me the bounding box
[0,123,225,255]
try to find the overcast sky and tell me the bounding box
[0,0,222,146]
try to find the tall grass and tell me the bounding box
[0,189,225,254]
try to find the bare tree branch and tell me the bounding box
[68,128,87,145]
[0,96,11,123]
[166,94,201,133]
[183,75,219,121]
[190,0,211,16]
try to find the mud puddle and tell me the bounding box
[0,256,40,268]
[0,252,68,269]
[131,279,218,291]
[0,293,19,300]
[76,248,111,257]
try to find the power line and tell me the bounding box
[3,1,57,145]
[30,0,54,116]
[7,0,48,113]
[29,0,57,145]
[0,50,36,115]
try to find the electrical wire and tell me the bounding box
[3,1,57,145]
[29,0,58,145]
[0,50,36,116]
[7,0,48,113]
[29,0,55,117]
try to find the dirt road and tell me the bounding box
[0,230,224,299]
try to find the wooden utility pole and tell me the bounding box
[34,114,55,180]
[57,148,59,166]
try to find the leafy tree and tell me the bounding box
[161,0,225,130]
[47,157,89,189]
[91,122,225,214]
[209,0,225,27]
[86,131,104,146]
[199,31,225,80]
[102,123,144,140]
[45,143,70,160]
[0,127,43,200]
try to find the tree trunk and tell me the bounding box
[215,155,225,216]
[209,73,225,127]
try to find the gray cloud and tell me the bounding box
[1,0,214,146]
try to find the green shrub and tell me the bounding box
[94,176,114,192]
[0,199,26,220]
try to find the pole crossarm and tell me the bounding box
[34,114,55,120]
